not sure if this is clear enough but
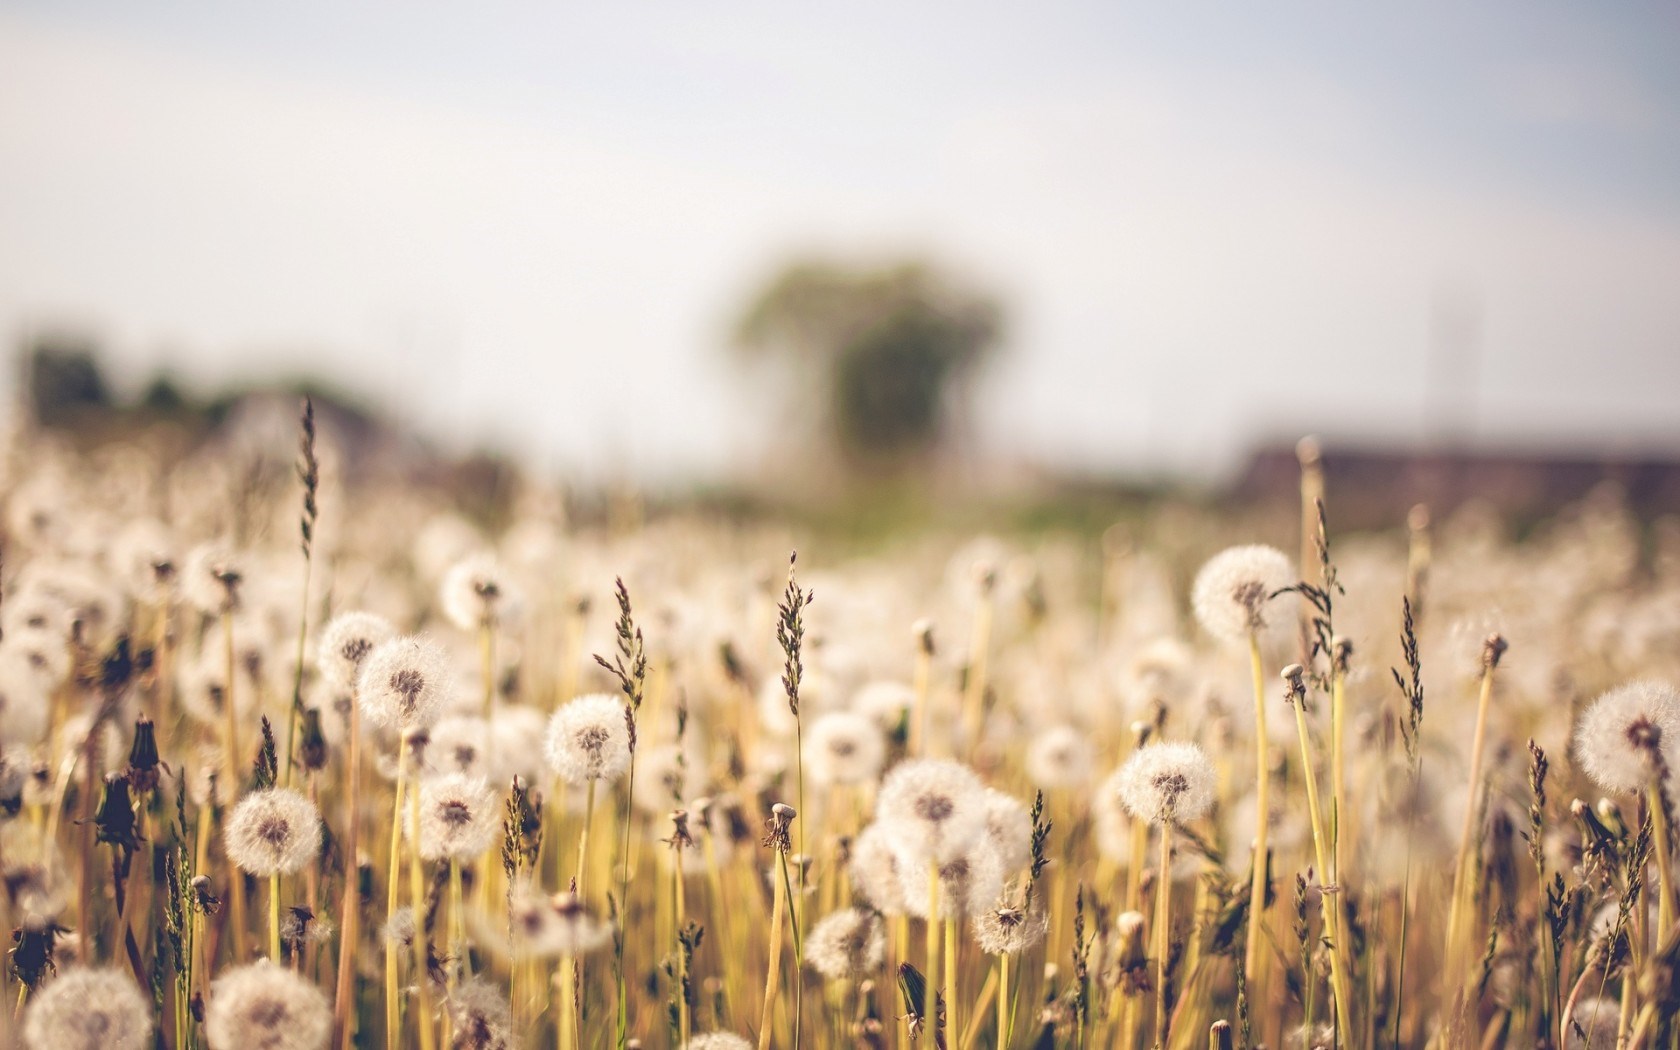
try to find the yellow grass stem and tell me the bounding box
[1445,657,1498,992]
[1288,684,1353,1049]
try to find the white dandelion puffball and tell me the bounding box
[848,822,908,914]
[806,907,886,980]
[1191,545,1295,644]
[205,959,332,1050]
[357,636,450,732]
[1114,742,1217,826]
[875,758,989,864]
[23,966,153,1050]
[1574,681,1680,795]
[422,716,492,780]
[894,840,1006,920]
[439,552,521,632]
[545,693,632,786]
[447,977,515,1050]
[0,655,52,746]
[508,887,614,958]
[415,773,502,861]
[806,711,886,786]
[682,1034,754,1050]
[223,788,323,877]
[852,680,916,731]
[974,904,1051,956]
[181,541,245,616]
[982,788,1034,874]
[316,611,397,692]
[1025,724,1096,789]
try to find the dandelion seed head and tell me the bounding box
[1568,996,1622,1049]
[357,636,450,732]
[22,966,153,1050]
[876,758,988,864]
[1024,724,1095,789]
[440,552,520,632]
[204,959,331,1050]
[181,542,245,616]
[223,788,323,877]
[447,977,515,1050]
[806,710,886,786]
[805,907,885,980]
[422,716,491,781]
[1575,680,1680,795]
[1191,545,1293,644]
[851,680,916,731]
[1114,742,1217,826]
[488,704,549,788]
[544,693,632,786]
[982,788,1033,874]
[973,903,1050,955]
[0,654,52,747]
[382,907,417,949]
[414,773,501,862]
[682,1034,753,1050]
[895,840,1006,920]
[847,822,907,915]
[316,611,397,692]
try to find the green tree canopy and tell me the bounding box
[733,259,1002,472]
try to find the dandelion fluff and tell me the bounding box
[973,904,1050,955]
[982,788,1034,874]
[1114,742,1217,826]
[223,788,323,877]
[439,552,520,631]
[895,840,1006,920]
[316,611,397,693]
[1025,724,1095,789]
[447,977,515,1050]
[22,966,153,1050]
[805,907,886,980]
[1191,545,1294,644]
[682,1034,753,1050]
[489,704,550,788]
[806,710,886,786]
[1574,681,1680,795]
[875,758,988,864]
[545,693,632,786]
[204,959,331,1050]
[848,822,907,914]
[422,715,492,780]
[414,773,501,861]
[357,636,450,732]
[0,655,51,746]
[181,542,245,616]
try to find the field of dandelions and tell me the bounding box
[3,412,1680,1050]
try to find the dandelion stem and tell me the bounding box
[385,750,409,1050]
[1154,824,1172,1050]
[269,872,282,962]
[1243,631,1269,992]
[576,779,597,897]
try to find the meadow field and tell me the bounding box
[2,410,1677,1050]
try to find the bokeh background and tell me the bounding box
[3,1,1678,520]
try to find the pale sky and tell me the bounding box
[2,2,1678,482]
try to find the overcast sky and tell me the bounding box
[2,2,1677,481]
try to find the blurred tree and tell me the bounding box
[21,334,113,427]
[733,259,1002,478]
